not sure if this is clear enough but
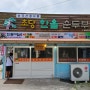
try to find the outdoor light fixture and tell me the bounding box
[44,44,47,47]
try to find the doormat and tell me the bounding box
[4,79,24,84]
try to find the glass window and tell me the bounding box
[15,48,30,58]
[78,48,90,62]
[31,48,36,58]
[31,48,52,58]
[6,47,13,55]
[58,47,77,62]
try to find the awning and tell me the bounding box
[0,38,90,43]
[48,39,90,43]
[0,38,47,43]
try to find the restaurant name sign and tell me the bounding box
[1,13,90,31]
[63,20,88,29]
[15,14,90,31]
[40,19,89,30]
[21,19,36,29]
[40,19,58,29]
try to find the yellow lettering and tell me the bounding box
[21,19,28,26]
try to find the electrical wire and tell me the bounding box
[30,0,73,12]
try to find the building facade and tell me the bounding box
[0,12,90,79]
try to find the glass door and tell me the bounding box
[13,47,31,78]
[31,47,54,78]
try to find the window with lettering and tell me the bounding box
[15,48,30,58]
[31,48,52,58]
[78,48,90,62]
[14,48,30,62]
[58,47,77,62]
[31,48,53,62]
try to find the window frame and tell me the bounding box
[31,46,53,58]
[57,46,78,63]
[78,46,90,63]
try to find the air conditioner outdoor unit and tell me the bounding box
[71,64,89,83]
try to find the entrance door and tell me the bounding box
[31,47,54,78]
[13,47,31,78]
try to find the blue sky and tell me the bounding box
[0,0,90,14]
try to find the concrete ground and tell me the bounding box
[0,78,90,90]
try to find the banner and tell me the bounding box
[0,46,5,56]
[0,32,90,39]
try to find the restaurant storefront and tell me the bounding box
[0,12,90,79]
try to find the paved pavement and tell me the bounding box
[0,78,90,90]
